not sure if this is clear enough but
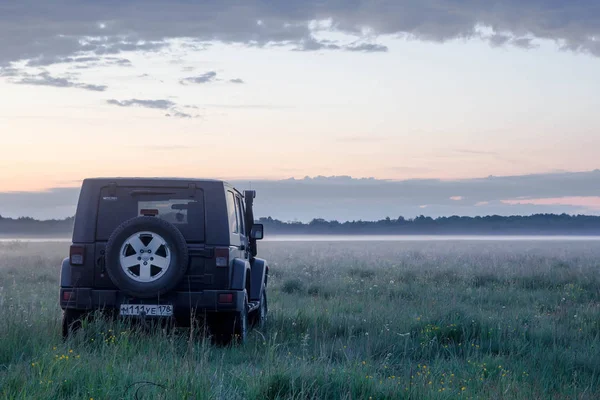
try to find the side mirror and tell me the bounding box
[250,224,264,240]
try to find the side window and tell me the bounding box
[227,191,239,234]
[236,196,245,235]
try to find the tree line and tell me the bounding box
[257,214,600,235]
[3,213,600,236]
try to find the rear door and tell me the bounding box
[93,185,205,289]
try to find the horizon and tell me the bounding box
[3,211,600,223]
[1,170,600,221]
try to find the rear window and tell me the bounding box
[96,186,205,241]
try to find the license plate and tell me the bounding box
[119,304,173,317]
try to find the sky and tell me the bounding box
[0,1,599,219]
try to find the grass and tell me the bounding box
[1,239,600,399]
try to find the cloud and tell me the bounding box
[5,170,600,221]
[12,71,107,91]
[107,98,200,118]
[3,0,600,66]
[501,196,600,210]
[165,111,194,118]
[449,196,464,201]
[489,34,511,47]
[511,37,538,50]
[107,99,175,109]
[180,71,217,85]
[0,66,20,77]
[294,37,341,51]
[229,78,245,84]
[293,38,387,52]
[344,43,388,52]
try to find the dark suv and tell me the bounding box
[60,178,268,343]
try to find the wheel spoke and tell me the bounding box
[121,255,140,268]
[119,231,171,283]
[152,256,169,269]
[128,236,145,253]
[147,236,163,253]
[139,263,151,280]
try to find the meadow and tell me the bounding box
[1,240,599,399]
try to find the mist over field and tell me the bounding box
[2,240,599,399]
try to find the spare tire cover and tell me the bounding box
[105,216,189,298]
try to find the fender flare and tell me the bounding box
[249,258,268,301]
[60,257,72,287]
[231,258,250,291]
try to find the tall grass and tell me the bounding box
[1,240,599,399]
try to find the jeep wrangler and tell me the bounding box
[59,178,267,344]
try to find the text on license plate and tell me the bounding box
[119,304,173,316]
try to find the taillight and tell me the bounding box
[215,247,229,267]
[69,245,85,265]
[62,291,76,301]
[218,293,233,303]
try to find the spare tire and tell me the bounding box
[105,216,189,298]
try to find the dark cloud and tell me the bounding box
[3,170,600,221]
[165,111,194,118]
[107,98,200,118]
[26,55,133,69]
[180,71,218,84]
[13,71,107,91]
[344,43,388,52]
[2,0,598,66]
[229,78,245,84]
[294,37,341,51]
[293,38,387,52]
[511,37,538,50]
[107,99,175,110]
[489,33,511,47]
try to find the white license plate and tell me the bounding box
[119,304,173,317]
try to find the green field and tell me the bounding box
[1,240,599,399]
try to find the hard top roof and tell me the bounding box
[83,177,229,185]
[80,177,250,196]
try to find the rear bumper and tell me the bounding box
[59,288,245,314]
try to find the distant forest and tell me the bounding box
[2,214,600,236]
[257,214,600,235]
